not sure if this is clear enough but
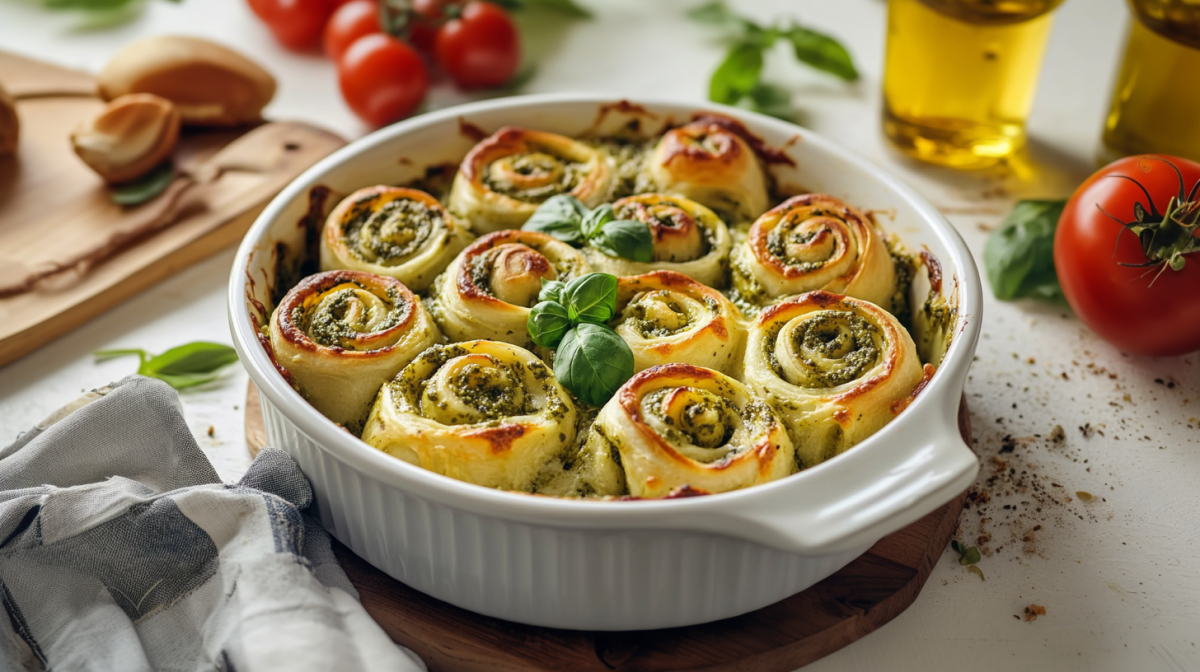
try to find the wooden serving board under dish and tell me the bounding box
[246,381,971,672]
[0,50,346,367]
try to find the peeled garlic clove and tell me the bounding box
[97,36,275,127]
[71,93,181,184]
[0,82,17,156]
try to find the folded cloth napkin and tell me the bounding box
[0,376,424,672]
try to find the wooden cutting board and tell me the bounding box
[246,381,971,671]
[0,50,346,367]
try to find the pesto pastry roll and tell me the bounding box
[319,186,472,293]
[429,229,591,346]
[449,127,615,233]
[611,271,743,376]
[743,291,923,468]
[361,340,578,492]
[646,115,770,223]
[587,364,796,498]
[269,270,440,434]
[582,194,733,287]
[731,194,896,309]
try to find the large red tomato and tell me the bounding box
[434,2,520,89]
[337,34,429,126]
[1055,155,1200,356]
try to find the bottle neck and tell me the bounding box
[914,0,1066,25]
[1130,0,1200,50]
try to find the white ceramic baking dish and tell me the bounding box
[228,94,982,631]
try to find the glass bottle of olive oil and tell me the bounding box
[1103,0,1200,162]
[882,0,1067,169]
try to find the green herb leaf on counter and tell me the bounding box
[94,341,239,390]
[523,195,654,262]
[562,273,618,324]
[785,25,859,81]
[688,1,858,119]
[984,199,1067,301]
[110,162,175,206]
[553,323,634,407]
[528,300,572,348]
[40,0,180,28]
[951,540,982,566]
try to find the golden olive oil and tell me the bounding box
[1103,0,1200,161]
[882,0,1065,169]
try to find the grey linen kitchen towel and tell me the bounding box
[0,376,425,672]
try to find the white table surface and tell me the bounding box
[2,1,1198,670]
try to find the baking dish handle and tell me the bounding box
[698,390,978,556]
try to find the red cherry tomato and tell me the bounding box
[434,1,520,89]
[249,0,340,50]
[324,0,380,60]
[1054,154,1200,356]
[337,34,429,126]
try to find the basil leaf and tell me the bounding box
[984,199,1067,301]
[528,301,572,348]
[539,278,566,304]
[94,341,239,390]
[709,42,764,106]
[554,323,634,406]
[492,0,592,17]
[591,219,654,262]
[785,25,859,81]
[111,161,174,206]
[523,194,588,245]
[686,0,736,25]
[141,342,239,376]
[562,273,618,324]
[581,203,615,240]
[737,82,795,121]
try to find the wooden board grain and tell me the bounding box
[245,381,971,671]
[0,50,345,367]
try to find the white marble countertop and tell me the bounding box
[2,0,1198,670]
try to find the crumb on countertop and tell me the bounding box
[207,425,215,438]
[1023,604,1046,622]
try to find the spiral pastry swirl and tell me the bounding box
[743,291,922,468]
[587,364,796,498]
[582,194,733,287]
[449,127,615,233]
[361,340,578,492]
[319,186,472,293]
[731,194,896,309]
[611,271,743,376]
[429,229,591,346]
[269,270,440,434]
[646,115,770,223]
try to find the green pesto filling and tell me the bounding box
[482,152,589,203]
[344,197,438,265]
[765,312,882,388]
[295,285,402,350]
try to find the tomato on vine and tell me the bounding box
[249,0,342,50]
[435,1,520,89]
[1054,155,1200,356]
[337,33,429,126]
[324,0,381,60]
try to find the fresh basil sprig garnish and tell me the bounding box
[94,341,239,390]
[526,272,635,406]
[523,195,653,263]
[686,1,858,120]
[555,323,634,407]
[528,301,572,348]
